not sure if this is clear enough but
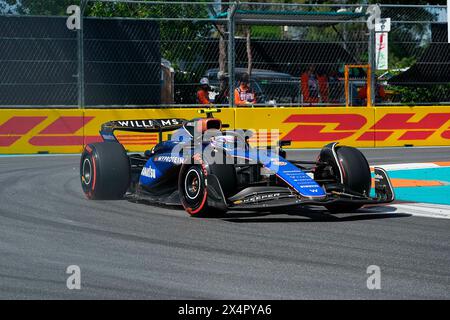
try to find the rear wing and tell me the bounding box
[100,118,186,142]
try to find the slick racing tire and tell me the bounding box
[179,164,209,217]
[80,142,130,200]
[323,146,371,213]
[179,163,221,217]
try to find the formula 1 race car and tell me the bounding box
[80,109,394,216]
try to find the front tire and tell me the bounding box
[80,142,130,200]
[178,164,211,216]
[318,145,371,213]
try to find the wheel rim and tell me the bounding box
[82,158,92,185]
[184,168,201,200]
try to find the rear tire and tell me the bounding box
[320,146,371,213]
[80,142,130,200]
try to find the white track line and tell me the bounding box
[369,163,450,219]
[371,203,450,219]
[374,163,441,171]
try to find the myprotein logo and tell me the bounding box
[154,156,185,164]
[282,113,450,142]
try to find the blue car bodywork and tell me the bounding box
[94,110,394,215]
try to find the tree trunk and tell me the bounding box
[245,25,252,76]
[218,3,228,94]
[218,25,226,75]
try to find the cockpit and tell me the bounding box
[171,117,250,151]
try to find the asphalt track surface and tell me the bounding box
[0,147,449,299]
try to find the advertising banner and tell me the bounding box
[1,107,450,154]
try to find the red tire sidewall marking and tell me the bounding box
[182,155,208,216]
[91,155,97,192]
[82,146,94,199]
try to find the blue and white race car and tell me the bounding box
[80,109,394,216]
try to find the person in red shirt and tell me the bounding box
[197,77,211,105]
[234,73,256,106]
[301,66,320,104]
[357,84,386,105]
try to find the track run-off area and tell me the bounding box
[0,147,449,299]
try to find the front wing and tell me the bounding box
[209,167,395,211]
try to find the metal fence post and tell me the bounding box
[448,0,450,43]
[77,0,86,109]
[368,27,376,107]
[228,3,237,108]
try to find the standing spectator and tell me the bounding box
[301,65,319,104]
[197,77,211,105]
[357,83,386,105]
[234,73,256,106]
[317,69,329,104]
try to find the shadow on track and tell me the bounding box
[216,205,411,223]
[127,196,411,223]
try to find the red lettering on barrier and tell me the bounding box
[39,116,94,134]
[372,113,450,130]
[285,114,366,130]
[0,116,46,134]
[398,131,435,140]
[357,113,450,141]
[357,131,391,141]
[282,114,367,141]
[84,136,104,145]
[0,136,21,147]
[28,116,95,147]
[442,129,450,139]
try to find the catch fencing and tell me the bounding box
[0,1,448,107]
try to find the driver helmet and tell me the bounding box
[211,135,236,151]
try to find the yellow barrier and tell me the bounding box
[235,107,376,148]
[1,107,449,154]
[373,107,450,147]
[0,109,84,154]
[0,108,235,153]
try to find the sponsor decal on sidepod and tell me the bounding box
[141,167,156,179]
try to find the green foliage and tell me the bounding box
[251,26,282,40]
[9,0,449,105]
[389,55,416,70]
[18,0,79,15]
[343,0,445,4]
[392,84,450,104]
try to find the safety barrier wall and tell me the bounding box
[0,107,449,154]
